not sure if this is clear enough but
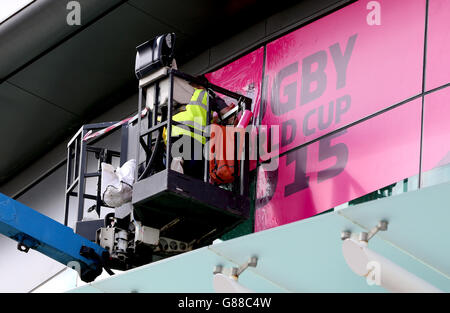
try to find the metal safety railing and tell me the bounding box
[136,68,252,196]
[64,122,129,226]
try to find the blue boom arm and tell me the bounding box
[0,193,108,282]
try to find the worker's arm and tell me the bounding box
[215,102,237,125]
[210,94,236,121]
[210,93,228,112]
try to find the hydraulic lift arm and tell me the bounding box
[0,193,109,282]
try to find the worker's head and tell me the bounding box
[190,74,209,89]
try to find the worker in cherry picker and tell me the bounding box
[168,74,236,180]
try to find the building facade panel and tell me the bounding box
[261,0,425,154]
[255,99,422,231]
[425,0,450,91]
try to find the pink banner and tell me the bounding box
[255,99,422,231]
[425,0,450,91]
[261,0,425,155]
[206,48,264,170]
[205,47,264,124]
[422,88,450,184]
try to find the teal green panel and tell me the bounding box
[210,211,449,292]
[68,284,104,293]
[70,247,285,293]
[356,236,449,292]
[210,213,385,292]
[70,182,450,292]
[339,181,450,279]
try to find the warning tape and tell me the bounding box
[83,108,148,142]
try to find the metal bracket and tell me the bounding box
[14,233,39,253]
[341,220,388,243]
[17,243,30,253]
[213,256,258,278]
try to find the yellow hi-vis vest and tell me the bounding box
[164,88,209,144]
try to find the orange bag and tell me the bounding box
[209,125,245,184]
